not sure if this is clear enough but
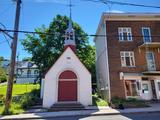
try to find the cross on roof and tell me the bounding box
[67,0,74,29]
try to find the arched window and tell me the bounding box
[59,70,77,79]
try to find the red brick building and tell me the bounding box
[95,13,160,101]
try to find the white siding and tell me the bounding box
[43,48,92,108]
[95,21,110,101]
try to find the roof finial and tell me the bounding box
[68,0,72,29]
[64,0,76,52]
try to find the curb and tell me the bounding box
[1,109,160,120]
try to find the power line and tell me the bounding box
[0,23,12,48]
[82,0,160,9]
[0,40,8,45]
[0,23,14,40]
[1,29,160,38]
[2,34,11,48]
[0,4,14,17]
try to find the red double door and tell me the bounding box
[58,70,77,102]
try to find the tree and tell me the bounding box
[0,56,4,66]
[0,67,7,83]
[0,56,4,61]
[22,15,96,81]
[22,57,31,61]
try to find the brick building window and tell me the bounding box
[142,27,151,43]
[125,80,138,96]
[118,27,132,41]
[120,51,135,67]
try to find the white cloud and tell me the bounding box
[107,10,125,13]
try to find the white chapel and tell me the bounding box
[42,5,92,108]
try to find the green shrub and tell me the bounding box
[126,98,140,102]
[12,96,22,103]
[110,97,126,109]
[0,75,7,83]
[0,94,5,104]
[20,89,40,109]
[111,97,125,104]
[92,93,108,106]
[111,97,149,109]
[0,67,7,83]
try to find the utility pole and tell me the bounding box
[4,0,21,114]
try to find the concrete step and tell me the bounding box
[51,102,85,111]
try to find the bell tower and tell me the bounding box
[64,0,76,52]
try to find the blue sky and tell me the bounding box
[0,0,160,60]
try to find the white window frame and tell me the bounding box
[146,51,156,71]
[157,81,160,91]
[118,27,132,41]
[142,27,152,43]
[120,51,135,67]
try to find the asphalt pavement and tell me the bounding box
[37,112,160,120]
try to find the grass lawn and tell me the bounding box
[0,84,40,115]
[0,84,40,96]
[0,103,24,115]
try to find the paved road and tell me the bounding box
[37,112,160,120]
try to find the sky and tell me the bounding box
[0,0,160,60]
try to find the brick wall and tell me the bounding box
[106,21,160,98]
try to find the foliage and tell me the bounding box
[0,103,24,115]
[111,97,125,105]
[0,56,4,62]
[111,97,149,109]
[22,15,96,80]
[92,93,108,106]
[20,89,40,109]
[0,67,7,83]
[0,94,5,104]
[22,57,32,61]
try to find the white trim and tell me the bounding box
[59,79,77,81]
[120,51,135,67]
[146,51,156,71]
[155,80,160,99]
[118,27,132,41]
[142,27,152,43]
[141,81,152,100]
[103,13,160,21]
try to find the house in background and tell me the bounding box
[0,60,10,73]
[95,13,160,101]
[16,61,39,84]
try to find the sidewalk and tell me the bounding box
[1,105,160,120]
